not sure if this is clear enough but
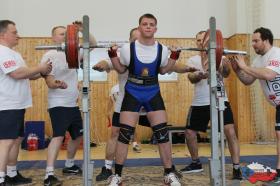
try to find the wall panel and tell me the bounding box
[14,36,279,143]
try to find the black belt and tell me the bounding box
[127,76,158,85]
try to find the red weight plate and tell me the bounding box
[215,30,224,70]
[65,25,79,68]
[202,29,224,70]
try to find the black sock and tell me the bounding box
[115,164,123,177]
[277,169,280,177]
[164,168,173,174]
[171,165,176,171]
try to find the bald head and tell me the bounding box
[129,28,140,42]
[51,26,66,44]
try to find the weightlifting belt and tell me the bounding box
[128,74,158,86]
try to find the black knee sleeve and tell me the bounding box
[152,123,169,143]
[118,124,135,144]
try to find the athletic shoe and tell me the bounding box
[132,144,141,153]
[96,166,113,181]
[232,168,242,180]
[43,175,62,186]
[164,172,181,186]
[172,165,182,179]
[180,162,203,173]
[62,164,82,175]
[5,171,32,185]
[108,174,122,186]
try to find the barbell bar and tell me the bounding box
[35,44,124,50]
[36,45,248,55]
[35,25,247,69]
[223,49,247,55]
[178,47,247,55]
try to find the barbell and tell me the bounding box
[36,25,125,68]
[176,30,246,70]
[35,25,247,69]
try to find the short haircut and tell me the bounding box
[139,13,157,25]
[51,26,66,36]
[129,27,138,41]
[253,27,274,45]
[196,30,206,38]
[0,20,15,34]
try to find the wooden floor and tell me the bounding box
[18,142,277,161]
[17,142,276,186]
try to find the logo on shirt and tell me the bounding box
[3,60,16,68]
[269,94,276,100]
[141,68,149,76]
[267,77,280,105]
[268,60,280,67]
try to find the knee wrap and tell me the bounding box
[152,123,169,143]
[118,124,135,144]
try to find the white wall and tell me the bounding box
[229,0,249,35]
[0,0,230,40]
[1,0,279,39]
[263,0,280,39]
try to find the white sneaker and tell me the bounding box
[132,144,141,152]
[164,172,181,186]
[108,174,122,186]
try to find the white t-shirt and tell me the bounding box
[115,73,127,113]
[252,47,280,106]
[41,50,79,108]
[0,45,32,110]
[120,40,169,68]
[106,58,127,113]
[110,84,119,102]
[187,55,228,106]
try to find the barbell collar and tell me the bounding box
[35,43,66,51]
[223,49,247,55]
